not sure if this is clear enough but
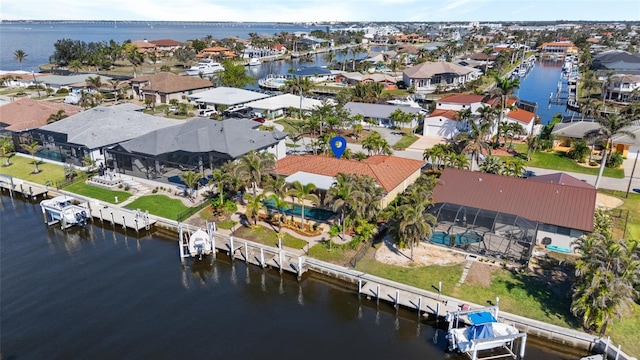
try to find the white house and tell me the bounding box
[403,62,480,94]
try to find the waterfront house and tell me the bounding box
[0,71,48,88]
[187,87,270,112]
[504,107,536,135]
[536,41,579,60]
[244,94,330,120]
[129,72,214,105]
[197,46,236,59]
[108,117,287,181]
[430,168,596,260]
[150,39,182,54]
[422,94,485,138]
[132,39,157,54]
[29,104,181,167]
[275,154,424,208]
[602,74,640,104]
[37,74,113,93]
[402,62,479,94]
[592,50,640,72]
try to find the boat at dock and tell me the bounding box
[188,229,213,258]
[185,59,225,76]
[445,305,527,360]
[40,195,90,229]
[247,57,261,66]
[387,96,422,108]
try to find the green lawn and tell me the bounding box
[125,195,190,220]
[509,144,624,178]
[233,224,307,250]
[356,257,463,295]
[393,134,419,150]
[274,118,304,135]
[0,155,66,185]
[63,181,132,204]
[600,190,640,241]
[608,303,640,357]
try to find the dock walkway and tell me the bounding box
[0,175,48,200]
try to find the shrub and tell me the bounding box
[124,185,130,191]
[56,88,69,94]
[152,188,158,193]
[606,151,624,168]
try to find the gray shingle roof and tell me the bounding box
[552,121,640,145]
[38,104,182,149]
[188,87,269,106]
[118,117,287,158]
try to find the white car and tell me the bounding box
[199,109,217,117]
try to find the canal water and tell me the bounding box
[0,194,587,359]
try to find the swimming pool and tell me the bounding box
[429,231,482,246]
[263,198,336,222]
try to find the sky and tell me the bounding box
[1,0,639,22]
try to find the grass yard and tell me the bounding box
[608,303,640,357]
[600,190,640,241]
[0,155,66,185]
[233,224,307,250]
[393,134,419,150]
[356,257,463,295]
[125,195,190,220]
[274,118,304,135]
[510,144,624,178]
[63,181,132,204]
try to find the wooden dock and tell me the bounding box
[91,205,156,232]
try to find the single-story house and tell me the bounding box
[592,50,640,72]
[551,119,640,158]
[402,62,480,94]
[504,107,536,135]
[108,117,287,181]
[244,94,330,119]
[30,104,182,166]
[130,72,214,105]
[188,87,270,111]
[150,39,182,54]
[275,154,425,207]
[430,168,596,261]
[334,72,399,89]
[197,46,235,59]
[37,74,113,92]
[0,71,48,88]
[344,102,425,128]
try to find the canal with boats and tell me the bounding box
[0,193,589,359]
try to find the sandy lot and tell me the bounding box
[375,239,468,267]
[595,193,624,210]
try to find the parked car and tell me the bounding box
[252,117,266,123]
[199,109,217,117]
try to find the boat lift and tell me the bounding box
[178,222,217,262]
[446,305,527,360]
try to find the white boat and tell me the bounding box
[185,60,225,76]
[188,229,213,258]
[40,195,90,229]
[258,75,289,90]
[247,57,261,66]
[446,305,527,360]
[387,96,422,108]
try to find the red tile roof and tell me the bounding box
[150,39,181,47]
[432,168,595,232]
[428,109,458,120]
[438,94,485,104]
[276,155,424,192]
[0,98,80,131]
[506,108,535,124]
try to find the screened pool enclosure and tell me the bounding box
[427,203,538,263]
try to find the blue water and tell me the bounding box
[263,197,336,222]
[515,60,573,124]
[429,230,482,246]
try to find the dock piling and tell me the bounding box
[260,248,265,267]
[244,242,248,261]
[229,237,234,259]
[376,284,380,302]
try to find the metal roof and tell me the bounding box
[245,94,329,111]
[117,117,287,158]
[188,87,270,106]
[344,102,423,119]
[432,168,596,232]
[37,104,181,149]
[284,171,335,190]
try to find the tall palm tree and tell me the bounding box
[46,110,67,124]
[13,50,27,71]
[340,48,349,71]
[107,79,121,104]
[525,134,540,161]
[210,167,231,204]
[0,137,15,167]
[456,119,492,171]
[392,203,435,260]
[584,113,636,188]
[289,180,319,229]
[268,193,290,232]
[244,193,265,226]
[283,77,314,118]
[21,141,42,174]
[236,151,276,197]
[325,173,357,238]
[492,76,520,139]
[85,76,103,93]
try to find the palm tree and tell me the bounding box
[0,137,15,167]
[108,79,121,104]
[85,76,103,92]
[340,48,349,71]
[476,105,499,136]
[479,156,503,174]
[46,110,67,124]
[325,173,357,238]
[236,151,276,197]
[13,50,27,70]
[457,120,492,171]
[179,170,203,200]
[68,59,83,74]
[210,167,231,204]
[243,193,265,226]
[289,180,319,229]
[324,50,335,68]
[283,77,314,118]
[492,76,520,139]
[584,113,636,188]
[268,193,290,232]
[525,135,540,161]
[392,203,435,260]
[21,141,42,174]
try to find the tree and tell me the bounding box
[218,59,254,88]
[236,151,275,197]
[571,234,639,335]
[289,180,319,229]
[68,59,83,74]
[479,156,503,174]
[0,137,15,167]
[326,173,357,238]
[108,79,121,104]
[268,193,290,232]
[244,193,265,226]
[179,170,203,200]
[123,43,144,77]
[391,203,435,260]
[21,141,42,174]
[492,76,520,139]
[47,110,67,124]
[85,75,103,92]
[584,113,636,188]
[210,166,231,204]
[525,135,540,161]
[14,50,27,71]
[361,131,392,156]
[283,77,314,118]
[456,119,492,171]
